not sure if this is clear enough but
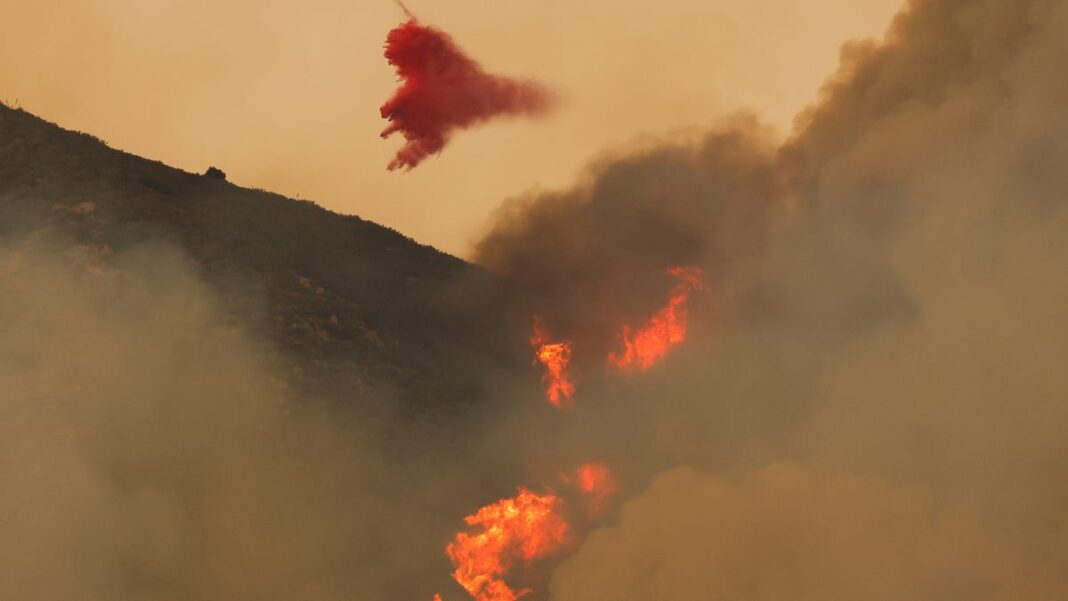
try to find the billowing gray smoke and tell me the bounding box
[471,0,1068,598]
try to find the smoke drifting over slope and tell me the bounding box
[0,243,465,600]
[552,464,1031,600]
[380,18,554,171]
[469,0,1068,598]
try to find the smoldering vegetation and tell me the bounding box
[466,0,1068,598]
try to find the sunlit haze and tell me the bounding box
[0,0,900,255]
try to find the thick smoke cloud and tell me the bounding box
[551,464,1038,600]
[470,0,1068,597]
[0,242,465,601]
[475,116,784,370]
[380,19,554,171]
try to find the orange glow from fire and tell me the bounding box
[531,316,575,409]
[571,462,617,517]
[608,266,705,372]
[445,488,569,601]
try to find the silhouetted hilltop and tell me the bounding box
[0,103,517,415]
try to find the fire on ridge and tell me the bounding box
[530,266,706,408]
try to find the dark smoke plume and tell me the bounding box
[467,0,1068,598]
[380,19,554,171]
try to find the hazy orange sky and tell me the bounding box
[0,0,902,256]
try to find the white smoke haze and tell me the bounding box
[550,464,1036,600]
[0,241,461,600]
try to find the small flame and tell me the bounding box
[608,266,705,372]
[445,488,569,601]
[571,462,617,518]
[531,316,575,409]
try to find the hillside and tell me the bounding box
[0,103,519,416]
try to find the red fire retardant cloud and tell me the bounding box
[380,19,555,171]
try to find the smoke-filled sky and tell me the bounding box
[0,0,899,255]
[4,0,1068,599]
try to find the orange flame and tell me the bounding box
[570,462,617,518]
[445,488,569,601]
[608,266,705,372]
[531,316,575,409]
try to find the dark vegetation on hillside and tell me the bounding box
[0,103,524,419]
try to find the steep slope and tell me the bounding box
[0,103,517,414]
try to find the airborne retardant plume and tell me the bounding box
[379,12,555,171]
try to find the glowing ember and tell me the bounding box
[570,462,617,518]
[609,266,705,372]
[531,316,575,409]
[445,488,569,601]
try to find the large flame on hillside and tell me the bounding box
[609,266,705,372]
[531,316,575,409]
[443,488,569,601]
[438,270,702,600]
